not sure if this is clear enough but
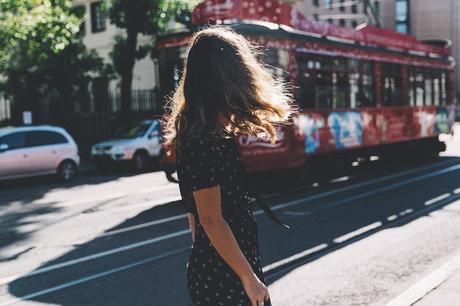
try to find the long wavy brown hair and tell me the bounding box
[161,26,297,148]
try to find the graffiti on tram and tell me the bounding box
[295,113,324,154]
[328,112,363,149]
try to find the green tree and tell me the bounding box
[108,0,199,123]
[0,0,109,125]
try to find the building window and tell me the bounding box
[313,13,319,21]
[72,5,86,36]
[325,0,333,9]
[339,0,345,12]
[91,1,106,33]
[327,18,333,24]
[339,19,346,26]
[351,4,357,14]
[396,23,408,33]
[374,1,380,15]
[313,0,319,7]
[395,0,410,34]
[351,20,358,28]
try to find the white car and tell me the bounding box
[0,126,80,181]
[91,119,162,171]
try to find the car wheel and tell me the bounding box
[133,151,149,172]
[58,160,77,181]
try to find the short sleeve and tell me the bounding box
[178,137,221,191]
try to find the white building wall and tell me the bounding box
[73,0,157,91]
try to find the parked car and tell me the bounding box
[0,125,80,181]
[91,119,162,172]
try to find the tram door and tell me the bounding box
[158,46,187,102]
[296,54,317,110]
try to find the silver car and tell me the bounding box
[91,119,162,171]
[0,126,80,181]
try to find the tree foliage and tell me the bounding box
[0,0,108,124]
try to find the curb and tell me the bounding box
[386,252,460,306]
[79,162,95,174]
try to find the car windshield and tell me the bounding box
[114,122,150,139]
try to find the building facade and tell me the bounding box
[294,0,394,29]
[72,0,158,91]
[407,0,459,97]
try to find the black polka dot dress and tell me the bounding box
[176,135,271,306]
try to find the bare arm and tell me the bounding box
[193,185,269,306]
[187,213,196,242]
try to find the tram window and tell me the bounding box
[316,56,333,109]
[349,59,360,108]
[296,70,316,109]
[317,70,333,109]
[433,76,440,106]
[333,58,348,108]
[408,66,416,106]
[424,75,433,106]
[263,48,290,82]
[441,72,448,104]
[158,46,187,99]
[381,63,402,107]
[296,54,318,109]
[360,61,374,107]
[295,54,376,110]
[415,69,424,106]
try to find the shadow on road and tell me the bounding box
[5,157,460,305]
[0,164,164,258]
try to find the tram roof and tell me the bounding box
[156,20,453,67]
[186,0,450,58]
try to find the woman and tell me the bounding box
[162,26,296,306]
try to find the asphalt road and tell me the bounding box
[0,123,459,306]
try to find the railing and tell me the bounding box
[0,97,11,124]
[107,88,161,114]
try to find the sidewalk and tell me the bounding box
[386,252,460,306]
[413,269,460,306]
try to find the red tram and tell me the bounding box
[157,0,456,179]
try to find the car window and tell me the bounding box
[114,122,151,139]
[0,132,27,150]
[26,131,69,147]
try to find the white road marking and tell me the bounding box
[330,176,350,183]
[0,248,189,306]
[100,213,188,238]
[453,187,460,194]
[424,193,451,206]
[0,184,179,215]
[262,244,328,273]
[385,251,460,306]
[1,160,459,288]
[85,195,182,214]
[387,215,398,221]
[398,208,414,216]
[0,229,190,286]
[333,222,383,244]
